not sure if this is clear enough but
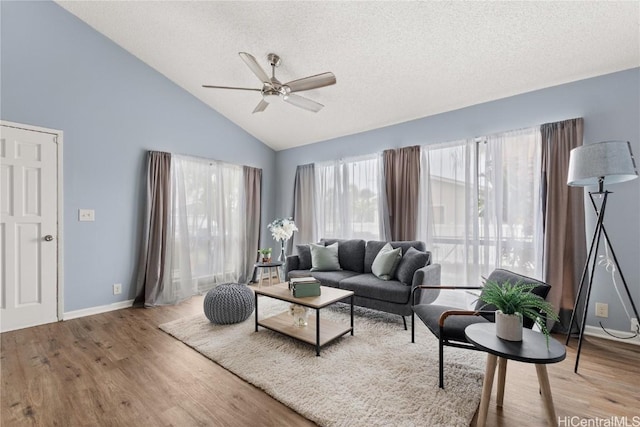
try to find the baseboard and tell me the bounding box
[63,299,134,321]
[584,324,640,346]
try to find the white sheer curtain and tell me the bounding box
[157,155,246,305]
[315,154,386,240]
[482,128,543,281]
[418,128,543,286]
[418,139,476,285]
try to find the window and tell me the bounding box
[315,155,384,240]
[418,128,542,285]
[172,156,245,293]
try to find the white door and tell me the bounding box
[1,124,59,332]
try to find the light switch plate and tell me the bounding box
[79,209,95,222]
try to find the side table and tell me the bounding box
[465,323,566,427]
[254,261,283,286]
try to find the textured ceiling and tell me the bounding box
[56,1,640,151]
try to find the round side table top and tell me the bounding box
[254,261,284,268]
[465,323,566,364]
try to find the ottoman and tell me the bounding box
[203,283,255,324]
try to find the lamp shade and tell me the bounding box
[567,141,638,187]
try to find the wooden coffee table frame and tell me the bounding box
[251,283,354,356]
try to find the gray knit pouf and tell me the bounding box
[203,283,255,324]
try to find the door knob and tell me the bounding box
[44,235,54,241]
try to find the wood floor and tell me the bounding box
[2,294,639,427]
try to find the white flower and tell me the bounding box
[268,217,298,242]
[289,303,308,316]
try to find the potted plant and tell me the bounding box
[480,280,558,345]
[258,248,272,263]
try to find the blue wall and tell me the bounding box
[1,1,276,312]
[276,69,640,332]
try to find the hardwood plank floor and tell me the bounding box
[2,293,639,426]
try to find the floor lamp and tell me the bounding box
[565,140,639,373]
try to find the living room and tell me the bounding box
[1,1,639,426]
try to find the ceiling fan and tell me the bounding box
[203,52,336,113]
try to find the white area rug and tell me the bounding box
[160,298,485,427]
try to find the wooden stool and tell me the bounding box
[254,261,284,286]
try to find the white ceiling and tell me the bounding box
[56,1,639,151]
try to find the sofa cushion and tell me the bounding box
[364,240,426,273]
[310,242,341,271]
[371,243,402,280]
[321,238,366,273]
[339,274,411,304]
[295,244,314,270]
[395,247,430,285]
[309,270,360,288]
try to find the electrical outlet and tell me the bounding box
[632,318,639,333]
[595,302,608,318]
[113,283,122,295]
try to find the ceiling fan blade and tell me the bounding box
[284,94,324,113]
[252,99,269,114]
[239,52,271,85]
[202,85,261,91]
[285,72,336,93]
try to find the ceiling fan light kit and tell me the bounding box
[203,52,336,113]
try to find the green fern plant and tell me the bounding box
[480,280,559,346]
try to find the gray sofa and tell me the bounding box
[285,238,441,328]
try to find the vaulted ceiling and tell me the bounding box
[56,1,639,151]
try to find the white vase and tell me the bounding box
[495,310,523,341]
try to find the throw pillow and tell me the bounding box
[296,244,313,270]
[395,247,430,285]
[310,242,342,271]
[371,243,403,280]
[321,239,366,273]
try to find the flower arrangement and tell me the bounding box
[289,303,309,327]
[268,217,298,242]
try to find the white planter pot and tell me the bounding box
[495,310,523,341]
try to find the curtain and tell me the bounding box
[315,154,385,240]
[383,146,420,240]
[243,166,262,282]
[417,140,475,285]
[481,129,543,281]
[136,153,259,306]
[290,163,317,252]
[170,155,246,301]
[417,128,543,286]
[134,151,172,307]
[541,118,586,332]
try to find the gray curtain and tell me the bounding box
[541,118,587,332]
[383,146,420,241]
[242,166,262,282]
[134,151,172,307]
[289,163,316,253]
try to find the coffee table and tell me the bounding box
[250,283,354,356]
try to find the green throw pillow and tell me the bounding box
[310,242,342,271]
[371,243,402,280]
